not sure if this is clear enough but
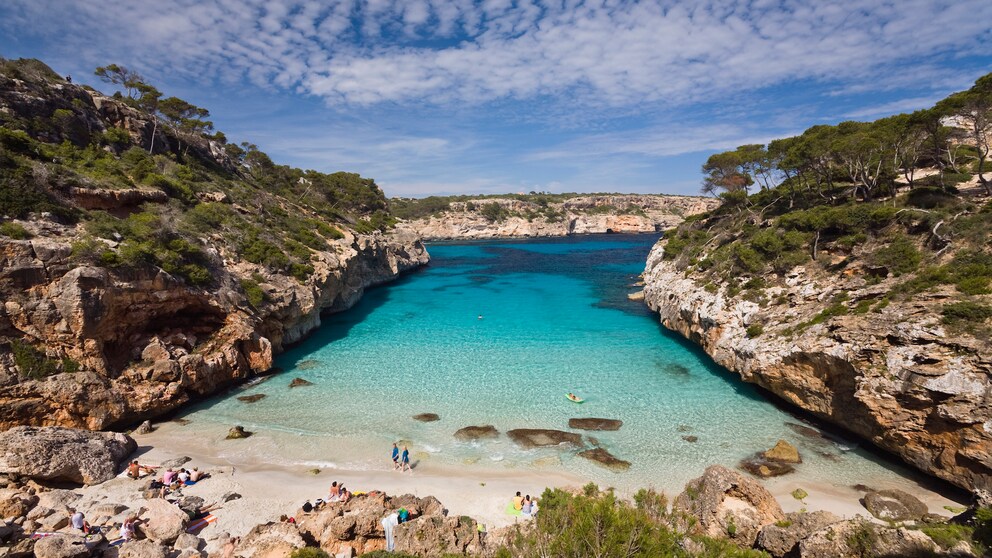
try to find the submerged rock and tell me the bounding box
[578,448,631,472]
[739,456,795,478]
[226,426,252,439]
[763,439,802,463]
[237,394,266,403]
[454,425,498,441]
[0,426,135,485]
[288,377,313,388]
[567,418,623,431]
[507,429,583,449]
[413,413,441,422]
[682,435,698,443]
[862,489,928,522]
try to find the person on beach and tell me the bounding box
[521,495,533,516]
[329,481,340,501]
[178,468,190,483]
[512,491,523,511]
[70,509,91,534]
[401,446,411,472]
[189,467,206,482]
[181,501,222,520]
[161,468,177,485]
[120,516,140,541]
[221,536,239,558]
[531,498,539,517]
[392,443,400,470]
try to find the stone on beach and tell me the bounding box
[0,426,136,485]
[453,425,499,441]
[226,426,252,439]
[762,439,802,463]
[506,429,583,449]
[567,417,623,431]
[861,489,928,522]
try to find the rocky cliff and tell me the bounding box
[0,59,429,430]
[397,194,719,240]
[643,232,992,492]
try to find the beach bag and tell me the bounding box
[302,501,313,513]
[398,508,408,523]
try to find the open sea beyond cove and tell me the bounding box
[170,234,936,494]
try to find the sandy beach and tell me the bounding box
[67,422,967,543]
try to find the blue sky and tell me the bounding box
[2,1,991,197]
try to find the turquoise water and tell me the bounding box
[175,234,930,492]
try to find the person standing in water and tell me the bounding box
[401,445,411,472]
[392,443,400,470]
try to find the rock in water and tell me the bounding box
[762,439,802,463]
[578,448,631,471]
[453,425,499,441]
[226,426,252,439]
[567,418,623,431]
[0,426,136,485]
[413,413,441,422]
[237,394,266,403]
[862,489,928,522]
[739,457,795,478]
[288,377,313,388]
[506,429,584,449]
[682,435,698,443]
[673,464,784,547]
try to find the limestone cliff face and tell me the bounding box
[0,227,428,430]
[643,242,992,492]
[399,194,719,240]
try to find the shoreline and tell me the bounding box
[79,424,967,541]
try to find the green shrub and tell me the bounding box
[10,339,60,380]
[241,278,265,308]
[480,202,509,223]
[846,519,878,558]
[287,549,330,558]
[100,127,131,148]
[746,324,764,338]
[732,244,763,273]
[919,522,974,550]
[942,302,992,324]
[870,236,921,276]
[0,221,31,239]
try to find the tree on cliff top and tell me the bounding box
[94,64,145,100]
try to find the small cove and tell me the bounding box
[164,234,952,499]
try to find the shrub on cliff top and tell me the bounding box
[942,302,992,324]
[287,549,330,558]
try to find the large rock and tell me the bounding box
[739,455,795,478]
[453,425,498,441]
[673,464,784,547]
[578,448,631,472]
[567,418,623,431]
[797,518,938,558]
[506,429,583,449]
[394,515,481,557]
[756,511,841,558]
[140,498,189,543]
[234,521,305,558]
[118,540,169,558]
[32,534,92,558]
[862,489,928,522]
[763,439,802,463]
[0,427,135,485]
[0,490,39,518]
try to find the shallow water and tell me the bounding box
[172,234,942,494]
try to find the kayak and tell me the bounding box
[566,394,584,403]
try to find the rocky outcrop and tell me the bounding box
[0,426,135,485]
[644,241,992,492]
[756,510,841,558]
[673,464,784,547]
[453,425,498,441]
[578,448,631,471]
[507,428,584,449]
[567,417,623,431]
[397,195,719,240]
[0,227,428,430]
[233,522,305,558]
[797,518,937,558]
[861,489,928,522]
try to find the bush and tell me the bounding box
[942,302,992,324]
[0,221,31,239]
[241,278,265,308]
[919,522,974,550]
[870,236,921,276]
[746,324,764,338]
[287,549,330,558]
[480,202,509,223]
[10,339,60,380]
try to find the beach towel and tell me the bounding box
[30,532,58,540]
[183,480,197,486]
[185,514,218,533]
[381,513,399,552]
[108,538,126,547]
[504,503,522,516]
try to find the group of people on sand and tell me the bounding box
[391,443,411,472]
[511,491,539,517]
[327,481,352,503]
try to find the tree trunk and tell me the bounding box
[148,117,157,154]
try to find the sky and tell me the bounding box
[1,1,991,198]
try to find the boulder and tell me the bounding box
[0,490,39,518]
[739,455,795,478]
[577,448,631,472]
[135,421,154,435]
[236,394,266,403]
[756,511,841,558]
[234,521,305,558]
[175,550,205,558]
[288,378,313,388]
[394,515,481,557]
[172,533,202,550]
[140,498,189,543]
[36,489,81,511]
[413,413,440,422]
[567,418,623,431]
[0,427,136,485]
[673,464,784,547]
[159,456,191,469]
[506,429,583,449]
[798,518,937,558]
[118,540,169,558]
[862,489,928,522]
[226,426,252,439]
[453,425,499,441]
[33,534,92,558]
[763,439,802,463]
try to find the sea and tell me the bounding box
[165,233,946,495]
